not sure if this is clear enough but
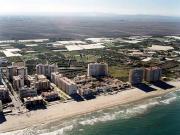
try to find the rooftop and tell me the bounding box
[148,45,174,51]
[65,43,105,51]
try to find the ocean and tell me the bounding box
[1,89,180,135]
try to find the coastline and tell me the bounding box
[0,81,179,133]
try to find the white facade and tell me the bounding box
[36,64,58,78]
[66,82,78,95]
[52,73,77,95]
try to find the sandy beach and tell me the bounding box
[0,80,180,133]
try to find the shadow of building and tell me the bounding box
[133,83,156,93]
[0,113,6,124]
[70,94,84,102]
[152,81,174,90]
[83,93,96,100]
[26,104,47,111]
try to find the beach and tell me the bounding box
[0,80,180,133]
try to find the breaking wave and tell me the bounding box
[1,89,180,135]
[0,125,74,135]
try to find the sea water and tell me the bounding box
[1,89,180,135]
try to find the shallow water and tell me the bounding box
[1,90,180,135]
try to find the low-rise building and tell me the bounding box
[19,86,37,99]
[79,88,93,96]
[41,91,59,101]
[129,68,144,85]
[129,51,144,57]
[24,96,44,107]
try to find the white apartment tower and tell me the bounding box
[36,64,58,78]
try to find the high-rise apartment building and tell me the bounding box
[34,74,50,92]
[7,66,27,81]
[144,67,162,82]
[13,75,24,90]
[36,64,58,78]
[19,86,37,99]
[87,63,108,77]
[129,68,144,85]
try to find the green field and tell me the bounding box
[109,66,129,81]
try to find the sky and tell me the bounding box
[0,0,180,16]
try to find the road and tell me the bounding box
[2,75,25,113]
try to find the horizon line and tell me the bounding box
[0,12,180,18]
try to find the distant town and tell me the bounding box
[0,35,180,128]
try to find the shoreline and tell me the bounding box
[0,81,180,133]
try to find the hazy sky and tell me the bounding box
[0,0,180,16]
